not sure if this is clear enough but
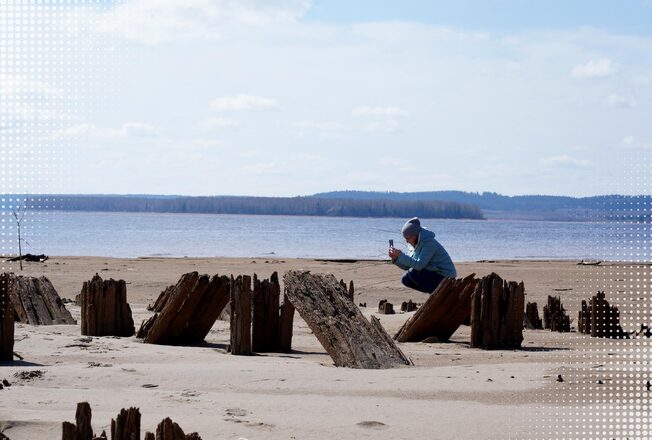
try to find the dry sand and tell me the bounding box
[1,257,650,439]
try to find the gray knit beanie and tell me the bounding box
[401,217,421,238]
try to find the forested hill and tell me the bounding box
[312,191,650,221]
[16,195,485,220]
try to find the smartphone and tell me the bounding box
[389,239,394,248]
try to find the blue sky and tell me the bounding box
[5,1,652,197]
[306,0,652,34]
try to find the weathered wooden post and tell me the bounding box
[5,272,75,325]
[80,274,134,337]
[524,302,543,329]
[470,273,525,349]
[230,275,252,355]
[252,272,280,352]
[111,407,140,440]
[578,291,625,338]
[1,273,14,361]
[278,293,295,352]
[543,295,570,332]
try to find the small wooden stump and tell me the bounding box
[400,300,417,312]
[61,401,93,440]
[138,272,230,345]
[578,291,626,338]
[1,274,14,361]
[378,299,395,314]
[394,274,478,342]
[3,272,75,325]
[230,275,252,355]
[80,274,134,337]
[543,295,570,332]
[252,272,280,352]
[283,271,410,369]
[470,273,525,349]
[524,302,543,329]
[149,417,202,440]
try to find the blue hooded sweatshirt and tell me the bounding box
[394,227,457,278]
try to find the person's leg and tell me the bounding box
[402,269,436,293]
[404,269,447,293]
[401,270,420,290]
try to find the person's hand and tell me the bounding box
[389,247,402,261]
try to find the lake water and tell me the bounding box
[4,211,648,262]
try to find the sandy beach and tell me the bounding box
[1,257,649,439]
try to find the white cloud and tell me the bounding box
[92,0,310,45]
[54,122,158,140]
[192,138,226,148]
[196,117,239,130]
[604,93,636,108]
[540,155,591,168]
[572,58,617,78]
[211,94,278,111]
[351,106,408,117]
[0,74,62,96]
[620,136,652,150]
[362,119,402,133]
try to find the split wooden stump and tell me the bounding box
[62,402,202,440]
[2,272,75,325]
[543,295,571,332]
[80,275,134,337]
[470,273,525,349]
[1,274,14,361]
[394,274,478,342]
[523,302,543,329]
[578,291,626,338]
[378,299,395,315]
[138,272,231,345]
[283,270,410,369]
[400,300,417,312]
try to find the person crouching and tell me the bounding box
[388,217,457,293]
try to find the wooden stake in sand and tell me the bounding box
[138,272,231,345]
[111,407,140,440]
[543,295,571,332]
[278,292,295,353]
[524,302,543,329]
[251,272,280,352]
[394,274,478,343]
[80,274,134,337]
[283,271,411,369]
[578,291,626,338]
[3,272,75,325]
[469,273,525,349]
[230,275,252,355]
[0,273,15,361]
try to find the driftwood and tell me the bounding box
[578,291,626,338]
[80,275,134,337]
[543,295,570,332]
[283,271,410,369]
[470,273,525,349]
[524,302,543,329]
[230,275,252,355]
[252,272,280,352]
[3,272,75,325]
[7,253,48,262]
[62,403,202,440]
[394,274,478,342]
[138,272,230,345]
[1,274,14,361]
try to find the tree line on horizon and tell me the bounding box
[14,195,485,220]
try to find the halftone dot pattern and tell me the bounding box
[529,147,651,439]
[0,1,122,271]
